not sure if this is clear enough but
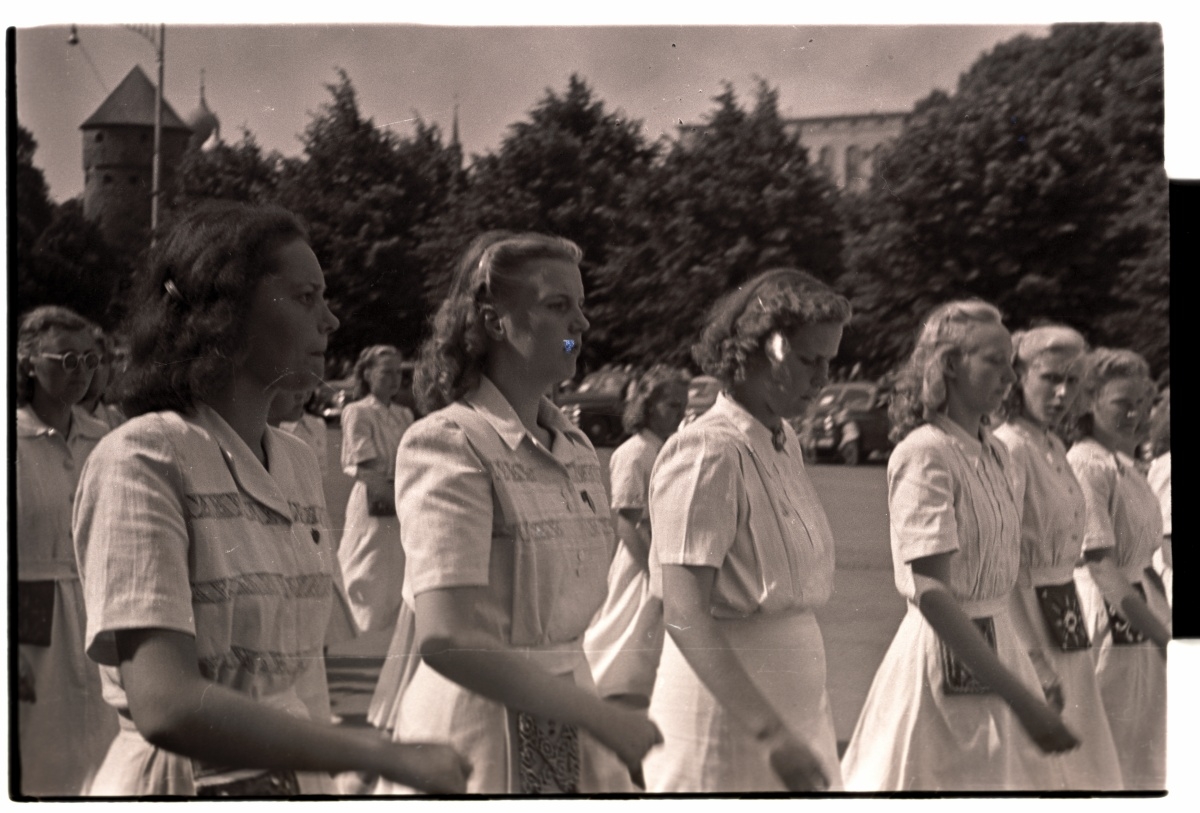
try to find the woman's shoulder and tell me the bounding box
[658,417,747,468]
[891,422,949,459]
[1066,437,1112,469]
[93,410,194,454]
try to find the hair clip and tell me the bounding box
[163,279,185,304]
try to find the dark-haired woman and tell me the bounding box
[584,365,689,710]
[16,305,119,795]
[994,326,1122,789]
[1068,349,1169,790]
[72,201,469,796]
[337,345,414,633]
[373,231,660,794]
[842,301,1076,791]
[642,269,849,792]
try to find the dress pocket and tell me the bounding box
[938,616,997,695]
[1034,581,1091,651]
[1104,582,1148,646]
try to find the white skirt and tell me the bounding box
[583,542,664,700]
[337,481,404,632]
[643,609,843,792]
[841,598,1054,791]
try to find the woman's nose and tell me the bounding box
[321,301,340,333]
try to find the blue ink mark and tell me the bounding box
[563,339,576,354]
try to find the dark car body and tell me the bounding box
[556,368,638,447]
[797,381,892,465]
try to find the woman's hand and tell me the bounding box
[1015,701,1079,754]
[380,741,471,794]
[765,729,830,792]
[590,702,662,774]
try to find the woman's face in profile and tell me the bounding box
[241,239,340,394]
[764,321,844,419]
[494,258,589,385]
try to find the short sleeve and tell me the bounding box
[649,430,742,570]
[887,434,961,564]
[340,403,380,470]
[72,419,195,667]
[608,438,654,512]
[396,417,495,594]
[1069,452,1118,553]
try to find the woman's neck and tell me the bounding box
[1092,427,1137,458]
[943,394,984,439]
[729,380,782,433]
[30,390,75,436]
[205,379,273,466]
[484,360,550,441]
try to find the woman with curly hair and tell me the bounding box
[1067,349,1169,790]
[72,201,468,796]
[372,231,660,794]
[16,305,119,796]
[584,364,690,710]
[337,344,415,633]
[642,268,849,792]
[992,326,1123,789]
[841,301,1076,791]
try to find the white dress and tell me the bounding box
[1069,438,1169,790]
[643,393,843,792]
[994,418,1123,789]
[337,395,413,632]
[584,429,665,701]
[842,415,1053,791]
[1147,452,1171,607]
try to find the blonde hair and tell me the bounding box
[351,344,402,400]
[1064,347,1152,444]
[889,300,1005,442]
[1001,324,1088,422]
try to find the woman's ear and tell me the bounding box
[480,305,505,341]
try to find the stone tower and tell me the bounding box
[80,65,191,249]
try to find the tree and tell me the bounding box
[172,128,282,206]
[841,23,1168,376]
[14,126,56,296]
[588,81,844,368]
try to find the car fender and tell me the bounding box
[840,420,861,444]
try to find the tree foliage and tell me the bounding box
[842,23,1168,376]
[172,128,282,206]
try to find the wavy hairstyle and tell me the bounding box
[414,231,583,414]
[889,299,1005,443]
[1148,386,1170,457]
[350,344,402,401]
[1064,347,1152,444]
[622,364,691,435]
[691,268,851,385]
[118,201,309,418]
[16,305,99,406]
[999,324,1088,423]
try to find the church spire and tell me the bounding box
[451,94,460,148]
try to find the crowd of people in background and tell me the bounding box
[14,200,1171,797]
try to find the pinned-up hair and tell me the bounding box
[691,268,851,385]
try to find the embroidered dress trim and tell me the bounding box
[1105,582,1149,645]
[510,709,581,793]
[191,572,331,603]
[1034,581,1091,650]
[939,616,998,694]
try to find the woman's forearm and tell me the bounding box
[1085,553,1170,649]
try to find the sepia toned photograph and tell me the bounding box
[9,3,1185,800]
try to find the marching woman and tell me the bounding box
[337,345,414,633]
[993,326,1123,789]
[16,306,119,795]
[72,201,468,796]
[842,301,1077,791]
[584,364,690,710]
[1067,349,1170,790]
[642,268,850,792]
[373,231,660,794]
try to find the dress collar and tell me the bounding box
[16,404,108,442]
[464,375,586,452]
[929,411,1005,464]
[709,392,790,454]
[193,403,296,521]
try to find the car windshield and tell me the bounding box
[841,390,871,409]
[577,371,628,395]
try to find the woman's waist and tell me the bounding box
[943,594,1010,618]
[17,559,79,581]
[710,607,822,643]
[508,636,589,677]
[1022,562,1078,588]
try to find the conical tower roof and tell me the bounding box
[81,65,191,131]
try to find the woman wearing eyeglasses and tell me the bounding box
[16,305,120,796]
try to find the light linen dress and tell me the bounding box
[73,405,337,795]
[337,394,413,632]
[16,405,119,796]
[1068,437,1169,790]
[643,393,843,792]
[584,429,666,701]
[842,414,1052,791]
[995,418,1123,789]
[374,377,633,794]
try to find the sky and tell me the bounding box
[12,3,1198,204]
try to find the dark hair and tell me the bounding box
[1064,347,1152,444]
[16,305,99,406]
[118,201,309,417]
[622,365,691,434]
[691,268,851,385]
[889,299,1005,443]
[351,344,402,401]
[414,231,583,414]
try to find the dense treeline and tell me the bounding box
[15,23,1169,379]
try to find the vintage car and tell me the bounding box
[556,367,639,447]
[797,381,892,465]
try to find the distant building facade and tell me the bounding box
[678,110,909,193]
[80,65,192,249]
